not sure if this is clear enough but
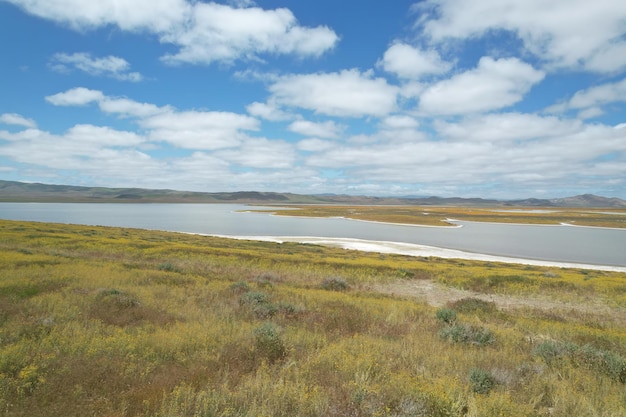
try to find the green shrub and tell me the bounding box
[254,322,286,362]
[469,368,496,394]
[440,324,495,346]
[239,291,270,306]
[435,307,457,324]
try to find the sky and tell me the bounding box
[1,0,626,199]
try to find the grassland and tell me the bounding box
[251,205,626,228]
[1,219,625,416]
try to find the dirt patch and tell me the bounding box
[369,280,626,324]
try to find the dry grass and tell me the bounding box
[0,219,625,416]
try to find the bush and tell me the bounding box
[239,291,270,306]
[239,291,279,318]
[254,322,286,362]
[440,324,495,346]
[469,368,496,394]
[435,307,457,324]
[320,276,349,291]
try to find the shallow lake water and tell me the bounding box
[1,203,625,268]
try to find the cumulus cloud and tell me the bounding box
[246,101,291,121]
[142,110,259,150]
[161,2,338,65]
[288,120,344,139]
[416,0,626,73]
[418,57,544,115]
[50,52,143,81]
[0,126,158,179]
[45,87,104,106]
[0,113,37,128]
[44,88,259,150]
[380,115,419,130]
[214,137,296,169]
[566,78,626,110]
[302,121,626,197]
[380,43,452,79]
[269,69,399,117]
[7,0,338,65]
[297,138,335,152]
[435,113,583,142]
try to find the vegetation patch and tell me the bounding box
[533,340,626,382]
[320,276,350,291]
[448,297,497,314]
[439,323,496,346]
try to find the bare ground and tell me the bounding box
[368,279,626,325]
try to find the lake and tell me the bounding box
[1,203,625,269]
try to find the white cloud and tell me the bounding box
[379,43,452,79]
[288,120,344,139]
[0,113,37,128]
[65,124,144,146]
[567,78,626,110]
[162,2,338,65]
[418,57,544,115]
[45,87,104,106]
[98,98,172,118]
[5,0,189,32]
[417,0,626,73]
[246,101,291,121]
[44,88,260,150]
[577,107,604,120]
[7,0,337,65]
[380,115,419,130]
[50,52,142,81]
[435,113,583,142]
[142,110,259,150]
[297,138,335,152]
[302,121,626,196]
[214,137,295,169]
[269,69,399,117]
[0,126,159,179]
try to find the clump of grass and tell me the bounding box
[448,297,496,314]
[320,276,349,291]
[395,268,415,279]
[254,273,281,288]
[229,281,251,294]
[157,262,181,273]
[96,288,140,307]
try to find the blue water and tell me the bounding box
[1,203,625,267]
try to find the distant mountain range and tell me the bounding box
[1,180,625,208]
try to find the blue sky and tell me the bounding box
[1,0,625,199]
